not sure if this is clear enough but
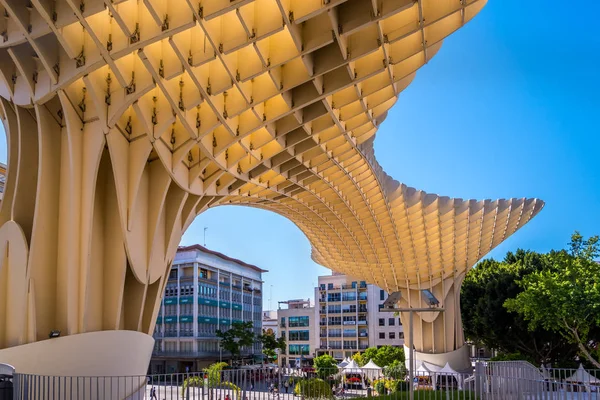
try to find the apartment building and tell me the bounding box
[277,299,315,368]
[150,244,266,373]
[315,273,404,360]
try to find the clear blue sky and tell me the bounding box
[1,1,598,310]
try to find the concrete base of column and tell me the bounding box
[404,344,471,373]
[0,330,154,399]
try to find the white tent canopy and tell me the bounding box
[362,360,382,379]
[415,362,441,375]
[438,362,459,376]
[337,360,349,368]
[342,360,363,375]
[565,364,600,384]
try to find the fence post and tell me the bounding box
[474,362,485,400]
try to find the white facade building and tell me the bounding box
[262,310,279,336]
[151,245,266,373]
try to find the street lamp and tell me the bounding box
[381,290,444,400]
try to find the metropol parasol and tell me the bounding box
[0,0,542,382]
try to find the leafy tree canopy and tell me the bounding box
[357,345,404,368]
[462,232,600,367]
[505,233,600,368]
[215,321,255,362]
[313,354,338,379]
[257,331,286,363]
[461,251,576,365]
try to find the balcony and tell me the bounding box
[359,332,368,337]
[358,320,367,325]
[320,321,327,326]
[359,344,369,350]
[342,321,356,325]
[328,333,342,338]
[320,333,327,338]
[328,310,341,314]
[342,309,356,313]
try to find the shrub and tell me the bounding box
[384,360,407,380]
[373,379,387,395]
[294,378,333,399]
[390,379,408,393]
[181,376,203,396]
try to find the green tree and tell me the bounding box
[257,331,286,363]
[359,345,404,368]
[313,354,338,379]
[505,233,600,368]
[215,321,255,363]
[204,362,228,386]
[461,252,577,365]
[352,352,365,366]
[383,359,407,379]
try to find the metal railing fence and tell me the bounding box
[8,362,600,400]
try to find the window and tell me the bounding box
[398,318,402,326]
[289,316,310,327]
[289,344,310,355]
[389,332,395,340]
[378,318,385,326]
[342,292,356,301]
[399,332,404,339]
[288,330,310,341]
[388,318,395,326]
[378,304,383,311]
[280,317,286,327]
[380,290,385,301]
[343,329,356,337]
[328,293,341,302]
[328,304,341,314]
[328,283,334,290]
[320,284,326,290]
[281,331,286,339]
[379,332,385,339]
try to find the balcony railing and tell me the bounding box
[328,333,342,338]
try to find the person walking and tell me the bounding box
[284,380,289,394]
[149,386,157,400]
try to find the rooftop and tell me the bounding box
[177,244,268,274]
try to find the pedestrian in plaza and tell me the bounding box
[284,380,289,393]
[150,386,157,399]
